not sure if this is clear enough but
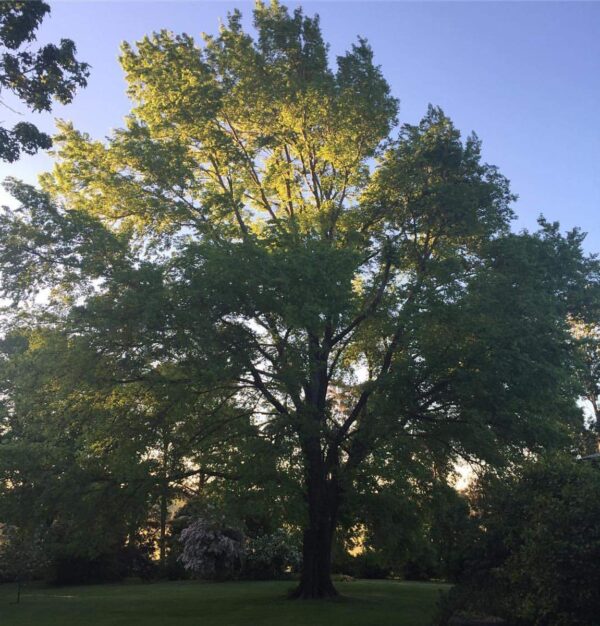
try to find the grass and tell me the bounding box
[0,579,449,626]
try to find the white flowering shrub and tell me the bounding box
[178,519,244,580]
[245,529,301,579]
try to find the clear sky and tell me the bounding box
[1,1,599,251]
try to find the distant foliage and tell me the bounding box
[179,519,244,580]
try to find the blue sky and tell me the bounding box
[1,1,599,251]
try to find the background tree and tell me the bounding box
[0,0,88,161]
[0,1,595,598]
[0,323,250,581]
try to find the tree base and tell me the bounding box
[289,578,339,600]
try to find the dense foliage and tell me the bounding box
[438,456,600,626]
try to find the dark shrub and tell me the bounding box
[436,456,600,626]
[47,544,156,585]
[346,550,392,580]
[48,553,123,585]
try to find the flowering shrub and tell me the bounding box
[179,519,244,580]
[245,529,301,579]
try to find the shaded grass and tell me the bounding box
[0,579,449,626]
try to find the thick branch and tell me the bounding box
[331,253,393,346]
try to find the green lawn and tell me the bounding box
[0,579,449,626]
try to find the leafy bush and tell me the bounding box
[0,525,47,584]
[46,544,156,585]
[244,529,300,580]
[344,479,473,583]
[343,550,393,580]
[437,456,600,626]
[49,553,123,585]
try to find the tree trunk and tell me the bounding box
[292,465,340,599]
[159,431,169,570]
[159,481,168,568]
